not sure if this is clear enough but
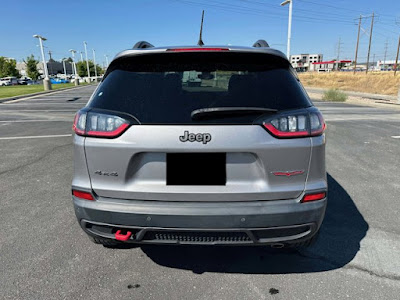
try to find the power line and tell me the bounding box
[243,0,356,21]
[173,0,357,25]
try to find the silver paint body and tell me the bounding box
[72,45,327,245]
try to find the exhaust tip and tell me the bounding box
[271,243,285,249]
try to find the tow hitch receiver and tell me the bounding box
[115,230,132,241]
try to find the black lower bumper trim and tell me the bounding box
[82,219,315,245]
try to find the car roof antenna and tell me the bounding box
[197,10,205,46]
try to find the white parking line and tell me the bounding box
[0,120,71,123]
[391,136,400,139]
[0,134,72,140]
[3,85,94,103]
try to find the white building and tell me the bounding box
[310,60,352,72]
[376,60,399,71]
[290,54,323,72]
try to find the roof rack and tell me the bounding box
[133,41,154,49]
[252,40,269,48]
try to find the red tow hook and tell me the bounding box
[115,230,132,241]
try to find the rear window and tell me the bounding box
[88,52,312,124]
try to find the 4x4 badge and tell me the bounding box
[179,131,212,144]
[95,170,118,176]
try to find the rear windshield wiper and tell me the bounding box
[191,107,278,120]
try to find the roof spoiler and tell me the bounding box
[252,40,269,48]
[133,41,154,49]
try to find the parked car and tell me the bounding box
[18,78,29,85]
[72,40,327,248]
[0,76,18,86]
[50,78,69,84]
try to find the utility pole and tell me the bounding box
[395,35,400,76]
[383,39,389,71]
[80,51,84,62]
[336,37,343,71]
[366,12,374,73]
[353,15,362,74]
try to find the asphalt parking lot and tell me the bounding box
[1,85,399,300]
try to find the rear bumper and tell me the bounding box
[73,194,327,245]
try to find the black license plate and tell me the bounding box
[167,153,226,185]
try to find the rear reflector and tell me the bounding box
[302,192,326,202]
[72,190,94,201]
[167,48,229,52]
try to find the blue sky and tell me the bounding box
[1,0,399,65]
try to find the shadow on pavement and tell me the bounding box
[141,173,369,274]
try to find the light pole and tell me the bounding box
[69,49,79,86]
[105,54,109,68]
[92,49,98,82]
[280,0,293,58]
[83,41,91,82]
[33,34,52,90]
[62,59,67,79]
[80,51,84,62]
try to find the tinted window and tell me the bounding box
[88,52,312,124]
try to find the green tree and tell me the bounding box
[76,60,104,77]
[24,55,40,80]
[0,56,20,78]
[62,57,73,63]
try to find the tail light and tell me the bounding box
[261,109,325,138]
[302,192,326,203]
[72,189,94,201]
[73,110,131,138]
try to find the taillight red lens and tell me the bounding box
[262,111,325,138]
[302,192,326,202]
[166,48,229,52]
[73,110,130,138]
[87,122,129,137]
[72,190,94,201]
[264,123,309,138]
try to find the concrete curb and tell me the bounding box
[0,84,96,104]
[305,87,397,102]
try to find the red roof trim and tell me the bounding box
[312,60,351,65]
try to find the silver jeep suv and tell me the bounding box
[72,40,327,247]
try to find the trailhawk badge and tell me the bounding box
[179,131,212,144]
